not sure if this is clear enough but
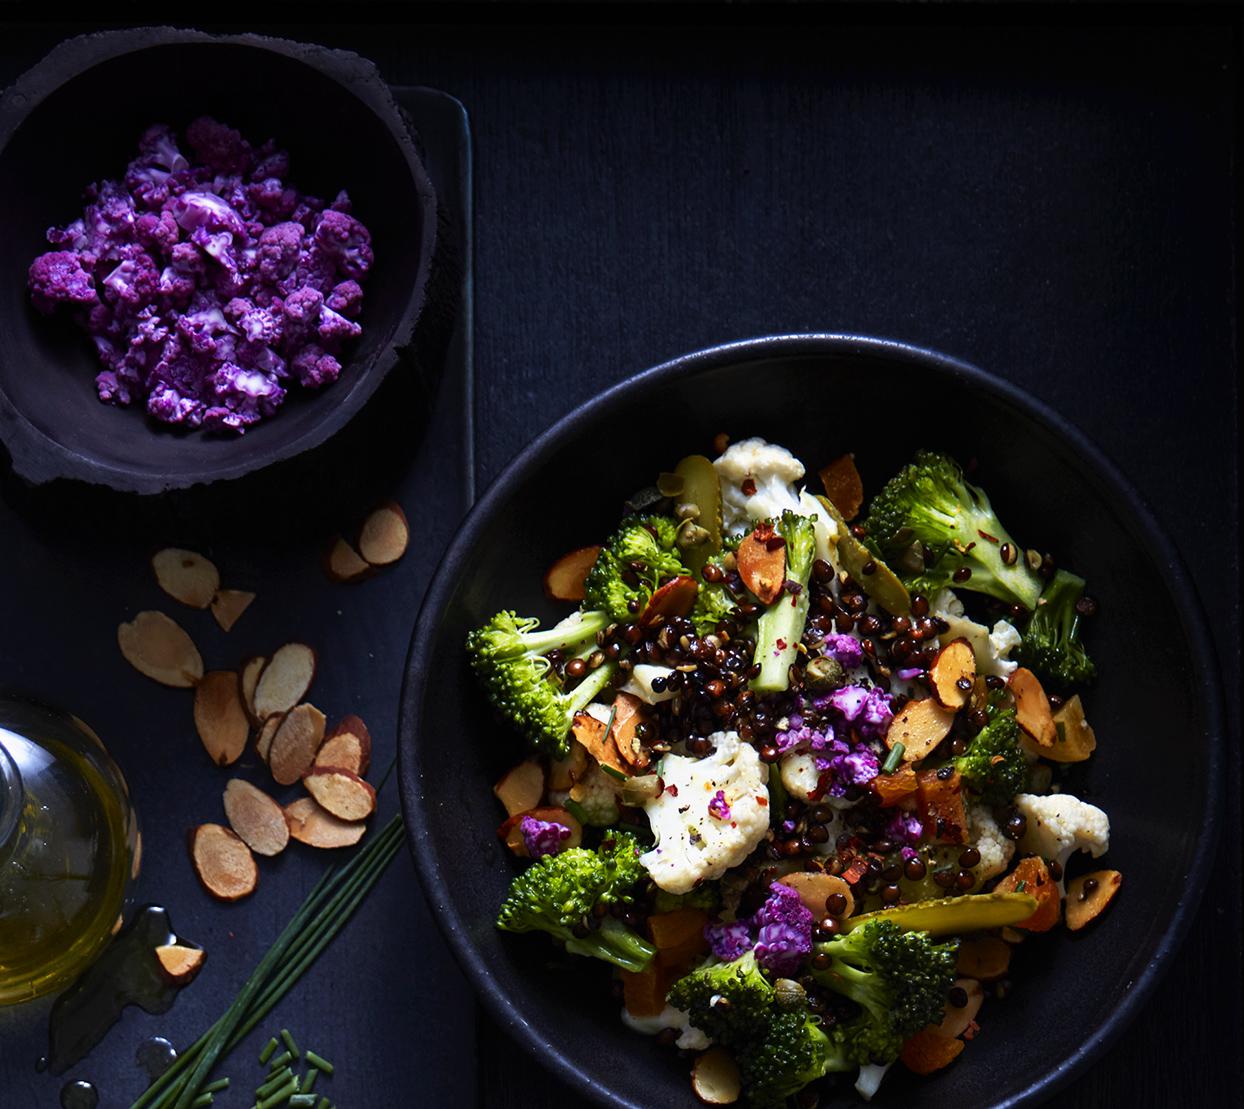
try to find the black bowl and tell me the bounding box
[399,335,1223,1108]
[0,28,436,493]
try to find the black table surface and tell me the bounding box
[1,12,1240,1109]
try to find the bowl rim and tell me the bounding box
[0,26,437,493]
[398,333,1225,1109]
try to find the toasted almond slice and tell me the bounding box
[610,691,651,770]
[956,936,1012,980]
[317,715,372,775]
[1049,694,1098,763]
[639,575,699,627]
[1009,667,1057,747]
[1065,869,1122,931]
[358,501,409,566]
[544,545,603,603]
[492,760,545,817]
[240,656,267,723]
[817,453,865,521]
[776,871,855,920]
[189,823,257,902]
[901,1027,966,1075]
[303,767,376,822]
[268,703,327,785]
[253,643,316,721]
[154,943,205,985]
[735,524,786,604]
[935,977,984,1039]
[571,711,630,776]
[324,535,372,583]
[691,1046,741,1105]
[222,779,289,857]
[255,712,283,763]
[193,671,250,766]
[118,611,204,688]
[284,797,366,848]
[152,548,220,609]
[498,806,583,856]
[885,697,956,761]
[210,588,254,632]
[929,638,977,710]
[547,743,588,791]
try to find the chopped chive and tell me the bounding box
[190,1096,213,1109]
[268,1050,293,1071]
[288,1097,317,1108]
[300,1070,318,1093]
[881,742,904,775]
[599,762,627,783]
[303,1051,333,1075]
[1016,880,1027,892]
[259,1038,279,1065]
[280,1029,300,1059]
[202,1079,230,1094]
[256,1076,299,1109]
[316,1099,330,1109]
[255,1067,292,1098]
[563,798,589,824]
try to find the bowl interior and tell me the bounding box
[0,39,430,486]
[401,339,1219,1108]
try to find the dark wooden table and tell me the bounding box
[1,11,1239,1108]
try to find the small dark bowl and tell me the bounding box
[0,28,436,493]
[399,335,1223,1108]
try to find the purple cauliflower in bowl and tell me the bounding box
[26,117,373,435]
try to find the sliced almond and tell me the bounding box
[935,977,984,1039]
[1049,694,1097,763]
[610,691,651,770]
[189,823,257,902]
[929,638,977,710]
[255,712,283,763]
[544,545,602,603]
[303,767,376,822]
[284,797,366,848]
[571,711,629,776]
[152,548,220,609]
[639,575,699,627]
[492,760,545,817]
[358,501,409,566]
[154,943,205,985]
[691,1046,741,1105]
[1065,869,1122,931]
[324,535,372,583]
[776,871,855,920]
[253,643,316,721]
[817,453,865,521]
[193,671,250,766]
[1009,667,1057,747]
[316,715,372,776]
[210,588,254,632]
[547,743,588,791]
[498,806,583,856]
[956,936,1012,980]
[118,611,204,688]
[735,524,786,604]
[240,656,267,723]
[222,779,289,857]
[268,703,327,785]
[885,697,956,761]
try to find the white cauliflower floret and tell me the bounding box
[640,731,769,894]
[621,1004,711,1051]
[1014,791,1110,893]
[931,589,1021,677]
[966,801,1016,883]
[620,664,677,704]
[779,750,821,803]
[713,437,806,534]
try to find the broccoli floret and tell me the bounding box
[467,609,616,757]
[862,451,1043,611]
[652,883,722,914]
[584,515,690,622]
[953,708,1027,806]
[1018,569,1097,691]
[496,833,655,972]
[690,553,740,634]
[667,950,776,1043]
[812,920,958,1062]
[741,1008,848,1107]
[751,512,817,692]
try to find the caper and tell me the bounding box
[804,656,846,691]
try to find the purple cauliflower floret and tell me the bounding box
[518,816,573,860]
[28,251,97,311]
[281,286,324,339]
[310,208,373,281]
[134,210,180,254]
[704,919,753,963]
[101,253,160,308]
[856,687,894,740]
[822,633,865,670]
[327,279,364,316]
[822,742,881,798]
[751,882,813,976]
[885,809,925,847]
[171,191,246,237]
[136,124,189,173]
[290,344,341,390]
[145,381,204,426]
[773,719,837,756]
[317,304,362,346]
[185,116,253,175]
[825,684,869,722]
[708,790,732,822]
[256,222,303,283]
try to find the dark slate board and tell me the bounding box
[0,85,476,1107]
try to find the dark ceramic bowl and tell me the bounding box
[399,335,1222,1108]
[0,28,436,493]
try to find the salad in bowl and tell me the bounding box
[466,436,1119,1106]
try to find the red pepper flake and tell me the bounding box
[756,795,768,807]
[977,529,999,544]
[840,856,869,884]
[741,477,757,496]
[665,783,679,797]
[775,638,787,650]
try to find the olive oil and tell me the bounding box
[0,698,138,1006]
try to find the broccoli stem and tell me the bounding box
[565,662,618,717]
[525,610,611,656]
[564,916,656,973]
[751,515,817,693]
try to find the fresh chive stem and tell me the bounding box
[300,1070,318,1093]
[255,1068,292,1099]
[280,1029,300,1059]
[316,1099,330,1109]
[268,1050,293,1071]
[256,1076,298,1109]
[189,1096,212,1109]
[881,742,904,774]
[303,1052,333,1076]
[288,1097,317,1108]
[258,1038,278,1065]
[202,1079,229,1094]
